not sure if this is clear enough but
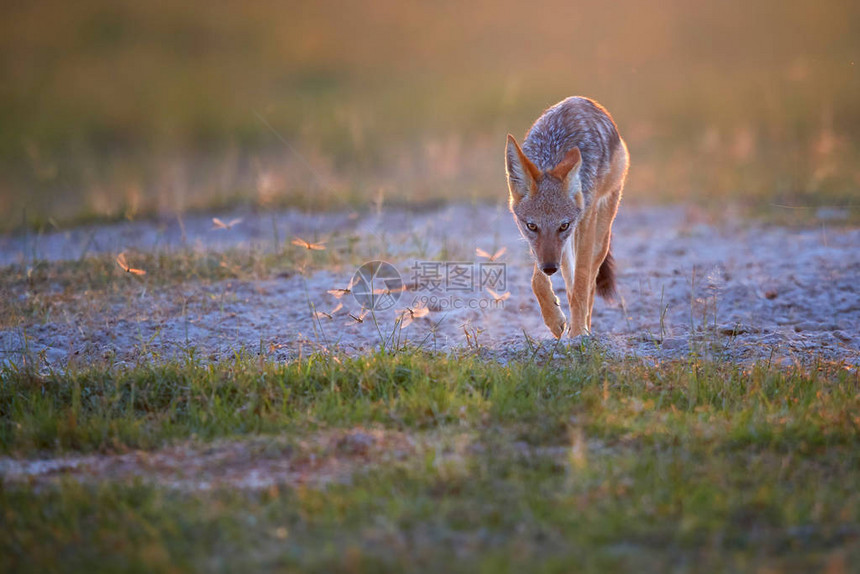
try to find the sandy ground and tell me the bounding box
[0,424,603,490]
[1,203,858,368]
[0,428,420,490]
[2,203,858,487]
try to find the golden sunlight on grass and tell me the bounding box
[0,0,858,228]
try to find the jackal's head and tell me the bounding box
[505,134,584,276]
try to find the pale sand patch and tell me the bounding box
[0,427,611,491]
[1,204,858,366]
[0,428,416,491]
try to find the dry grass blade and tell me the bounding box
[314,302,343,320]
[397,303,430,328]
[292,237,326,250]
[327,276,355,299]
[486,288,510,302]
[347,309,369,325]
[212,217,243,230]
[476,247,507,261]
[116,252,146,275]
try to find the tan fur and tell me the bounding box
[505,134,542,199]
[505,97,628,338]
[565,140,627,334]
[531,264,566,337]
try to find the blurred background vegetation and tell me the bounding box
[1,0,858,230]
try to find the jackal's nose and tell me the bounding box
[541,263,559,276]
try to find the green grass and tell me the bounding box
[3,446,857,573]
[2,352,858,571]
[3,3,858,567]
[2,351,857,454]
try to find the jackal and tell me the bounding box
[505,96,628,338]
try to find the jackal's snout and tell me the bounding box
[540,262,559,276]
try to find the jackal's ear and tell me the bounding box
[549,147,582,182]
[505,135,540,203]
[550,146,584,205]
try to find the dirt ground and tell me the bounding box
[1,203,858,368]
[0,427,419,490]
[1,203,858,487]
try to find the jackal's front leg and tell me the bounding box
[562,225,594,337]
[531,264,567,338]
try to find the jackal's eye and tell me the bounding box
[558,222,570,232]
[526,222,538,232]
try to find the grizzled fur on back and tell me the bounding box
[522,97,621,206]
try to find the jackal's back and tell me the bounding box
[522,97,621,202]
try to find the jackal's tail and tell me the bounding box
[595,249,617,302]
